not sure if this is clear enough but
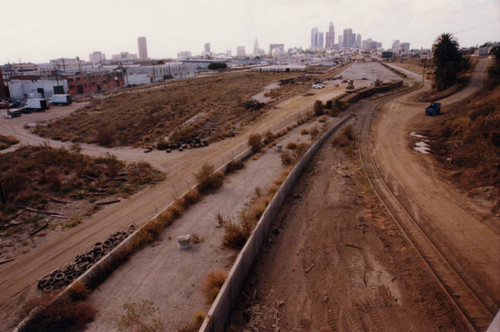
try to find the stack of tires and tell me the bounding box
[37,230,132,293]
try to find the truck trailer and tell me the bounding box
[26,98,49,112]
[51,94,72,105]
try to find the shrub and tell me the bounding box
[222,220,249,249]
[225,159,244,174]
[248,133,262,153]
[300,128,309,135]
[280,151,292,165]
[182,188,201,209]
[19,299,96,332]
[287,142,297,149]
[344,125,355,141]
[310,125,320,139]
[314,100,324,116]
[194,163,224,193]
[156,137,169,150]
[68,281,91,301]
[96,126,116,146]
[202,270,228,303]
[263,130,275,145]
[178,312,206,332]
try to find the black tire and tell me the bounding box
[42,285,54,293]
[55,272,65,281]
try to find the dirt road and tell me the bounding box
[228,58,499,330]
[228,113,465,331]
[0,66,352,329]
[372,58,499,316]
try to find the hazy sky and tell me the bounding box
[1,0,499,64]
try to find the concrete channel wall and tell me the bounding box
[200,113,353,332]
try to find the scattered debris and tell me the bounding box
[96,199,121,206]
[177,234,192,250]
[293,194,302,199]
[305,264,315,273]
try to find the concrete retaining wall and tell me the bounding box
[200,113,353,332]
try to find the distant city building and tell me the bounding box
[362,38,379,51]
[355,34,362,48]
[269,44,284,56]
[111,52,138,61]
[1,63,39,78]
[124,63,196,85]
[237,46,246,58]
[393,41,410,54]
[226,50,232,57]
[343,28,355,48]
[325,22,335,49]
[0,67,6,99]
[137,37,148,59]
[177,51,192,60]
[311,27,323,49]
[253,39,265,57]
[204,43,211,53]
[338,35,343,46]
[89,51,106,64]
[50,58,81,72]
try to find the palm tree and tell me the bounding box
[432,33,462,91]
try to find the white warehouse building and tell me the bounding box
[124,63,197,86]
[8,76,68,100]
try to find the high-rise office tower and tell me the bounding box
[204,43,211,53]
[355,34,362,47]
[325,22,335,49]
[318,32,324,49]
[137,37,148,59]
[311,27,319,49]
[343,28,355,48]
[338,35,343,46]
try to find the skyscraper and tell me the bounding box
[355,34,362,48]
[311,27,319,49]
[318,32,324,49]
[204,43,211,53]
[137,37,148,59]
[325,22,335,49]
[342,29,355,48]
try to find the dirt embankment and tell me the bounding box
[228,127,464,331]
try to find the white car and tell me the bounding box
[312,84,325,89]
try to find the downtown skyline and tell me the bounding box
[1,0,499,64]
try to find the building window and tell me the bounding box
[68,78,73,81]
[76,77,80,81]
[69,85,74,89]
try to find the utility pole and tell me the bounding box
[422,58,426,84]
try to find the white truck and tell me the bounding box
[51,94,72,105]
[26,98,49,112]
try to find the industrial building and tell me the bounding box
[124,63,196,85]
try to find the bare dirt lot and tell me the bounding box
[0,66,349,330]
[228,120,465,331]
[228,59,499,331]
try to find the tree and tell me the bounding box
[487,46,500,87]
[432,33,463,91]
[207,62,227,70]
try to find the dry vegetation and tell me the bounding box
[0,144,164,235]
[0,135,19,150]
[202,270,228,304]
[425,88,500,200]
[34,72,302,147]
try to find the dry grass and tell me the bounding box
[0,145,164,224]
[194,163,224,194]
[178,312,206,332]
[19,298,97,332]
[0,135,19,150]
[202,270,228,303]
[248,133,262,153]
[34,72,299,147]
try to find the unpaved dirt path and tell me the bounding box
[228,58,499,330]
[372,57,499,315]
[0,67,349,330]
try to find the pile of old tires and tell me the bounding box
[37,229,133,293]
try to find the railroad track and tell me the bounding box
[356,94,495,331]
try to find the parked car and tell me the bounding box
[312,84,325,89]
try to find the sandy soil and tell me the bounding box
[228,119,464,331]
[0,66,348,330]
[227,58,499,330]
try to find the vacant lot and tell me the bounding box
[34,72,306,147]
[0,145,163,261]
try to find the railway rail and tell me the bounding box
[356,94,495,331]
